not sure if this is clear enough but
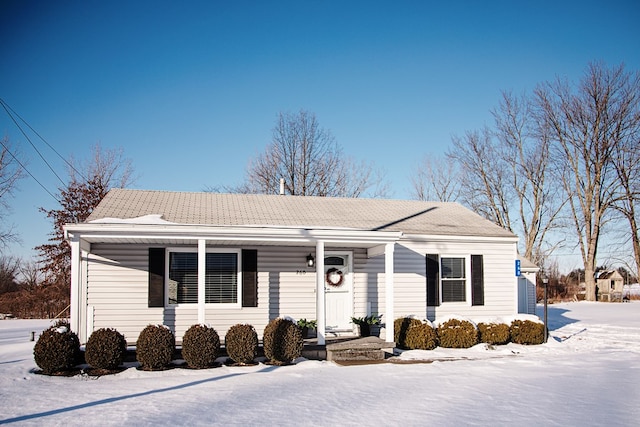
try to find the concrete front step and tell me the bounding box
[326,336,396,362]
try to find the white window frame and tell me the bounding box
[165,247,242,308]
[439,254,471,305]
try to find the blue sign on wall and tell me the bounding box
[515,259,521,277]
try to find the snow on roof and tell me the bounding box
[89,214,176,225]
[86,188,515,238]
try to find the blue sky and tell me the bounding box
[1,0,639,269]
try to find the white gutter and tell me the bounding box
[64,223,403,245]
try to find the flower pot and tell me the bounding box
[359,324,371,337]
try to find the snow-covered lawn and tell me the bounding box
[1,302,639,426]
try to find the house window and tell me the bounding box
[168,252,197,304]
[205,252,238,303]
[426,254,483,306]
[168,250,238,305]
[441,257,466,302]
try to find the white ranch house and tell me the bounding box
[64,189,533,346]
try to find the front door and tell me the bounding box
[324,252,353,331]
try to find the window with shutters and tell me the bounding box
[167,249,239,305]
[441,257,467,303]
[426,254,483,306]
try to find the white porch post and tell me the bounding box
[315,240,326,345]
[198,239,206,324]
[69,235,81,337]
[385,243,395,343]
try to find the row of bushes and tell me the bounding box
[33,318,304,375]
[394,317,545,350]
[34,316,545,374]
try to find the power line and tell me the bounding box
[0,97,68,187]
[0,98,85,182]
[0,136,60,203]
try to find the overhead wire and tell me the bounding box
[0,97,67,187]
[0,98,86,182]
[0,136,61,203]
[0,97,89,204]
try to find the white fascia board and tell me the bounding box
[64,223,402,245]
[402,233,519,244]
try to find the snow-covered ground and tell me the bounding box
[1,302,639,426]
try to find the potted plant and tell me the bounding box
[297,318,317,338]
[351,315,382,337]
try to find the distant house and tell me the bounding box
[596,270,625,302]
[64,189,524,346]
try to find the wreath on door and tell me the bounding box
[325,268,344,287]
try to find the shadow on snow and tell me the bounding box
[0,365,281,425]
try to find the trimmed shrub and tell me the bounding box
[437,318,478,348]
[136,324,175,370]
[404,323,438,350]
[225,324,258,365]
[394,317,423,349]
[477,322,511,345]
[33,321,80,374]
[510,320,545,345]
[85,328,127,369]
[263,318,304,365]
[182,324,220,369]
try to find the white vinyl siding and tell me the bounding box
[87,245,163,344]
[263,247,317,321]
[86,244,268,344]
[83,237,517,344]
[394,237,517,321]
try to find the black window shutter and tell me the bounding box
[242,249,258,307]
[148,248,165,307]
[426,254,440,306]
[471,254,484,306]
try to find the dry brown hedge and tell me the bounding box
[182,324,220,369]
[86,328,127,369]
[225,324,258,365]
[33,321,80,374]
[477,322,511,345]
[437,318,478,348]
[136,324,175,370]
[263,318,304,365]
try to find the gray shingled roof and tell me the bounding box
[87,188,515,238]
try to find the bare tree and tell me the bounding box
[0,256,20,294]
[448,127,513,231]
[239,110,386,197]
[443,92,565,267]
[19,259,43,291]
[535,62,640,301]
[410,154,461,202]
[612,116,640,279]
[37,144,134,288]
[493,91,566,265]
[0,137,25,249]
[68,142,134,190]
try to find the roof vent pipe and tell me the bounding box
[279,178,285,195]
